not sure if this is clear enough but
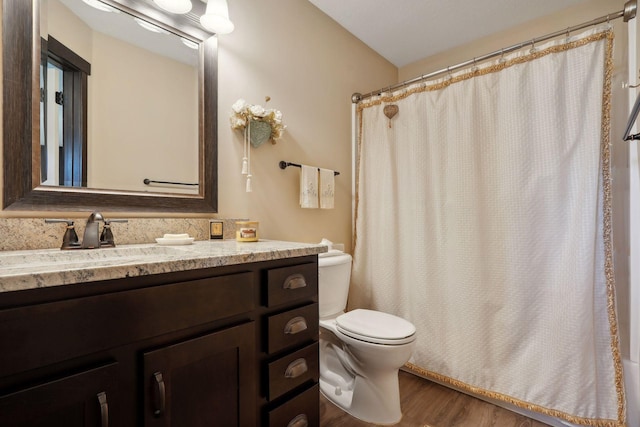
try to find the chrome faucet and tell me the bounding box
[81,211,105,249]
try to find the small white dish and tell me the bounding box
[162,233,190,239]
[155,237,194,246]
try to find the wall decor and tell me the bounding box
[230,97,286,192]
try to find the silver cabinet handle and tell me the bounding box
[287,414,309,427]
[97,392,109,427]
[283,274,307,290]
[284,358,308,379]
[153,372,166,417]
[284,316,308,335]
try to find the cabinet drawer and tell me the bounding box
[267,342,319,401]
[0,272,254,377]
[267,303,318,354]
[0,362,119,427]
[266,263,317,307]
[268,384,319,427]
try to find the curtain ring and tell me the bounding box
[607,14,610,24]
[472,57,478,73]
[529,38,537,54]
[499,48,506,64]
[446,66,452,80]
[565,27,571,41]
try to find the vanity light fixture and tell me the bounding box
[81,0,119,13]
[200,0,235,35]
[153,0,193,14]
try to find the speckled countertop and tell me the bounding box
[0,240,328,293]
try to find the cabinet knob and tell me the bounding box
[287,414,309,427]
[283,274,307,290]
[153,372,166,417]
[97,392,109,427]
[284,316,308,335]
[284,358,308,379]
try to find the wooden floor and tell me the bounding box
[319,371,551,427]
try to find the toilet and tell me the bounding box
[318,250,416,425]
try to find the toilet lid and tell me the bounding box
[336,309,416,345]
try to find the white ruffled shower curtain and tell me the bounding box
[352,28,626,426]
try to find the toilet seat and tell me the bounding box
[336,309,416,345]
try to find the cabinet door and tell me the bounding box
[143,322,255,427]
[0,362,118,427]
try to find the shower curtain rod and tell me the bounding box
[352,0,637,103]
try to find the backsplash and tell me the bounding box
[0,218,241,251]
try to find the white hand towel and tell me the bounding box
[300,165,319,208]
[319,168,335,209]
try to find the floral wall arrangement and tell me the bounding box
[230,97,286,192]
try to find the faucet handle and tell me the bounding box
[45,219,80,250]
[100,219,128,248]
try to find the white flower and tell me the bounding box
[230,115,246,130]
[249,104,266,117]
[232,99,247,113]
[230,98,286,142]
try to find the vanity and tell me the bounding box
[1,0,324,424]
[0,240,326,427]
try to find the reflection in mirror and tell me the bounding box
[2,0,218,212]
[41,0,199,194]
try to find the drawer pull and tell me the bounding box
[287,414,309,427]
[284,316,308,335]
[283,274,307,290]
[97,392,109,427]
[153,371,166,417]
[285,358,308,379]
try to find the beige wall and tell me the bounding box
[45,0,93,60]
[88,32,199,194]
[0,0,397,252]
[215,0,396,252]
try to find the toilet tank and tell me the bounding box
[318,251,352,319]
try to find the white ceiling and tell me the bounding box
[308,0,592,67]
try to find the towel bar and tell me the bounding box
[279,161,340,176]
[143,179,199,186]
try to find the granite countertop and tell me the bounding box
[0,240,328,293]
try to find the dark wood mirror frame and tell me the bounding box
[2,0,218,213]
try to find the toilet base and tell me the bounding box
[318,318,414,425]
[319,373,403,425]
[319,377,354,413]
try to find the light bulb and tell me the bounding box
[134,18,168,34]
[153,0,192,14]
[200,0,235,34]
[82,0,119,13]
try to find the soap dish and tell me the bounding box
[155,233,194,246]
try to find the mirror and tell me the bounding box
[2,0,218,212]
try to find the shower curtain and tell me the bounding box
[352,28,625,426]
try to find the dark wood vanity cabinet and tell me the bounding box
[0,255,320,427]
[260,262,320,427]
